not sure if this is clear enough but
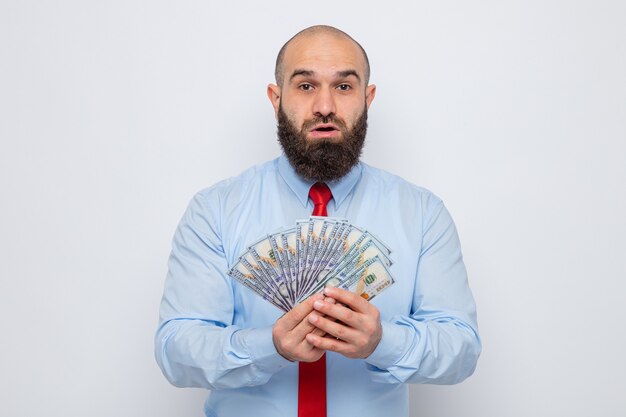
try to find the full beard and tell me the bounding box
[276,105,368,183]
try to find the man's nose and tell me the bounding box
[312,87,336,117]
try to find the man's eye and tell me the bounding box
[299,84,313,91]
[337,84,351,91]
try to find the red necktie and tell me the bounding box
[298,182,332,417]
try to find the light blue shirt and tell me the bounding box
[155,155,481,417]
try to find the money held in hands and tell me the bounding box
[227,217,396,312]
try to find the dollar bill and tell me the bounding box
[227,217,395,312]
[228,260,291,311]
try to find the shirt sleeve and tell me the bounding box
[365,198,481,384]
[154,191,291,389]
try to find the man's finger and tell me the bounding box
[305,332,350,355]
[289,311,321,341]
[290,295,337,339]
[306,296,336,337]
[279,293,324,330]
[312,297,364,329]
[308,311,359,343]
[323,286,370,313]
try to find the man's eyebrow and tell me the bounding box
[336,69,360,81]
[290,69,314,81]
[289,69,361,82]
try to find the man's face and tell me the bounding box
[268,33,376,181]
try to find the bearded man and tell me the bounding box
[155,25,481,417]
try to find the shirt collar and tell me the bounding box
[277,154,362,209]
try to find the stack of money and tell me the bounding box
[228,217,395,312]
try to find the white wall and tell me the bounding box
[1,1,625,416]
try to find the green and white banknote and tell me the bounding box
[227,217,395,312]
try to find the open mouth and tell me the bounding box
[311,124,339,133]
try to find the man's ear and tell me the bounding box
[267,84,281,118]
[365,84,376,110]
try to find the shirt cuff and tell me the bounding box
[365,321,409,369]
[233,326,292,372]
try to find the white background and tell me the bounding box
[1,1,625,416]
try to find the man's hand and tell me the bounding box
[305,286,382,359]
[272,294,328,362]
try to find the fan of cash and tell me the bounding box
[228,217,395,312]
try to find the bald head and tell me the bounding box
[274,25,370,87]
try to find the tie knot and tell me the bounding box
[309,182,332,216]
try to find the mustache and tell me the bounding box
[300,114,348,133]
